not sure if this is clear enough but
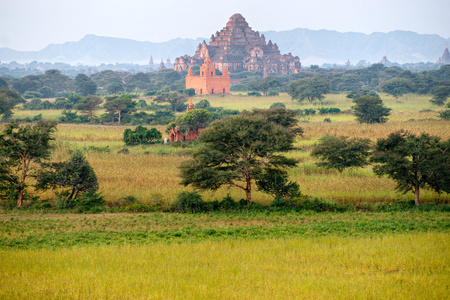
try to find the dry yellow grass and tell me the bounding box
[0,233,448,299]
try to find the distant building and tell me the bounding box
[185,51,230,95]
[174,13,301,75]
[379,54,391,65]
[157,58,166,72]
[436,45,450,65]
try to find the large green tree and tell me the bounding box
[175,109,212,140]
[430,85,450,106]
[0,88,22,121]
[371,131,450,205]
[380,78,413,98]
[311,134,371,173]
[103,95,136,124]
[75,95,103,123]
[352,95,391,124]
[0,121,56,207]
[249,77,283,96]
[287,76,330,103]
[75,74,97,96]
[38,151,98,201]
[179,112,300,204]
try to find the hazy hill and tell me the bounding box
[1,29,449,66]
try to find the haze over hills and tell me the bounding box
[1,29,449,66]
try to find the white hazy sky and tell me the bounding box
[1,0,449,51]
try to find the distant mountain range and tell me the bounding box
[1,29,449,66]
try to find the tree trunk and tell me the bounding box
[245,177,252,205]
[68,188,76,200]
[118,111,121,125]
[17,189,24,208]
[414,184,420,206]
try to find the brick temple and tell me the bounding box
[174,13,301,75]
[169,98,206,142]
[185,51,230,95]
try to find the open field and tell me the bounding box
[9,93,448,204]
[0,229,448,299]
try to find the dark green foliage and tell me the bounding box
[371,131,450,205]
[439,103,450,120]
[59,110,89,123]
[123,125,162,145]
[240,107,304,136]
[247,91,262,96]
[22,98,42,110]
[303,108,316,115]
[106,82,124,94]
[256,168,301,199]
[153,92,187,112]
[39,86,54,98]
[346,89,379,99]
[287,76,330,103]
[317,107,341,114]
[195,99,210,109]
[38,150,99,201]
[175,109,212,139]
[171,191,206,213]
[103,94,136,124]
[311,134,372,172]
[75,74,97,96]
[0,88,22,120]
[270,102,286,109]
[0,121,56,207]
[352,95,391,123]
[249,77,283,95]
[22,91,43,99]
[75,95,103,123]
[184,88,196,97]
[180,112,299,205]
[380,78,413,98]
[430,85,450,106]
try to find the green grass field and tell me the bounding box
[10,92,447,205]
[2,93,449,299]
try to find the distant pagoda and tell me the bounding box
[174,13,301,75]
[436,45,450,65]
[379,54,392,65]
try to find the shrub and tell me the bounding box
[171,191,206,213]
[123,125,162,145]
[219,194,237,210]
[270,102,286,109]
[111,195,138,207]
[71,191,106,213]
[247,92,262,97]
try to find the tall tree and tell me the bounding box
[75,95,103,123]
[311,134,371,173]
[380,78,413,98]
[0,88,22,121]
[287,76,330,103]
[0,121,56,207]
[75,74,97,96]
[371,131,450,205]
[430,85,450,106]
[103,95,136,124]
[352,95,391,124]
[179,113,299,205]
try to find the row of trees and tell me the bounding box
[0,121,99,207]
[179,108,450,206]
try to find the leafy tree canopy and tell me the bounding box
[0,121,57,207]
[371,131,450,205]
[352,95,391,124]
[287,76,330,103]
[311,134,371,172]
[179,112,299,204]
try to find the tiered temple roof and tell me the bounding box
[436,45,450,65]
[174,13,301,75]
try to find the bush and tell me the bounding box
[111,195,138,207]
[270,102,286,109]
[123,125,162,145]
[247,92,262,97]
[171,191,206,213]
[71,191,106,213]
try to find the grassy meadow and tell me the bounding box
[1,92,450,299]
[12,92,449,204]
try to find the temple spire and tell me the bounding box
[186,97,195,112]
